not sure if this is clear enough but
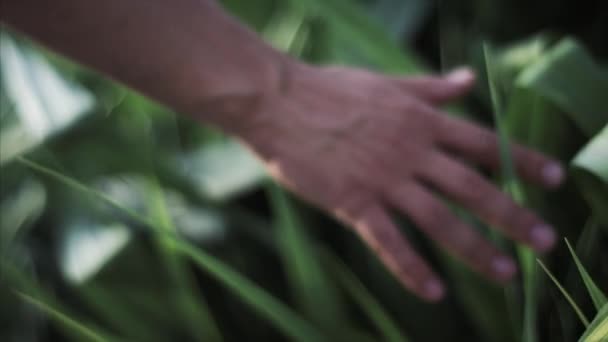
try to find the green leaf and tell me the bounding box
[173,241,325,341]
[290,0,424,72]
[0,178,46,252]
[565,238,608,311]
[484,43,519,186]
[572,124,608,228]
[2,262,116,342]
[16,157,155,230]
[579,303,608,342]
[517,38,608,137]
[18,157,325,341]
[538,259,590,327]
[262,5,308,53]
[371,0,431,42]
[268,184,345,331]
[572,124,608,184]
[145,178,223,342]
[439,247,515,342]
[0,33,93,165]
[16,292,110,342]
[484,42,536,342]
[178,140,265,201]
[220,0,278,31]
[322,250,408,342]
[78,283,163,342]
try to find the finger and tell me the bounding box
[386,182,517,282]
[339,201,445,301]
[435,113,565,188]
[393,67,476,104]
[419,153,557,252]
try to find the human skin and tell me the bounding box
[2,0,563,301]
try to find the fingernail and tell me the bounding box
[445,67,475,84]
[530,224,557,251]
[424,280,445,301]
[542,163,565,187]
[492,256,516,280]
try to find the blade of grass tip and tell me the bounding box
[172,240,325,342]
[483,42,518,187]
[579,303,608,342]
[484,42,534,341]
[145,178,223,342]
[320,249,409,342]
[537,259,590,327]
[565,238,607,311]
[16,156,323,340]
[16,291,110,342]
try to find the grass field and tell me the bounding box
[1,0,607,341]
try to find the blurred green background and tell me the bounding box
[1,0,607,341]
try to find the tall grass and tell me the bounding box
[1,0,607,341]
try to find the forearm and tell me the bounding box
[1,0,289,129]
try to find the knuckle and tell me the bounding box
[426,204,455,231]
[332,190,372,223]
[397,260,425,283]
[367,81,400,105]
[449,225,481,258]
[491,197,527,233]
[456,171,489,204]
[474,126,498,146]
[510,211,539,236]
[516,147,546,173]
[466,239,493,264]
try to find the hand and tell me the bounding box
[228,62,564,301]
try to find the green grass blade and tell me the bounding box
[16,291,110,342]
[439,246,515,342]
[262,5,307,53]
[16,157,154,230]
[291,0,424,72]
[145,178,223,342]
[579,303,608,342]
[17,157,324,341]
[518,247,539,342]
[484,42,536,342]
[537,259,590,327]
[517,38,608,138]
[173,241,325,341]
[565,238,607,311]
[78,284,162,342]
[268,184,345,330]
[572,125,608,184]
[2,262,117,342]
[572,124,608,231]
[321,250,408,342]
[483,42,518,184]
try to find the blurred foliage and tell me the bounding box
[1,0,607,341]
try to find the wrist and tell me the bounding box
[188,50,299,137]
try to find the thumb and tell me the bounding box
[396,67,476,104]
